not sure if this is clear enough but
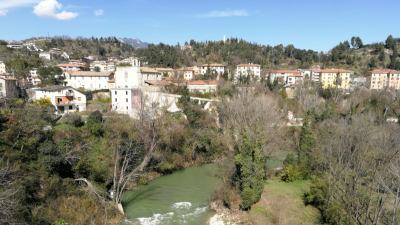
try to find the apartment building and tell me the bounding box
[29,69,41,86]
[64,71,114,90]
[320,69,353,89]
[199,63,226,76]
[369,69,400,90]
[235,63,261,80]
[28,86,86,115]
[267,70,303,86]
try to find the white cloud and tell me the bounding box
[0,9,8,16]
[33,0,78,20]
[198,9,249,18]
[94,9,104,16]
[0,0,39,16]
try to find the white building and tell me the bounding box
[29,69,41,86]
[268,70,303,86]
[187,80,218,93]
[369,69,400,90]
[235,63,261,80]
[28,86,86,115]
[199,63,225,76]
[64,71,113,91]
[176,67,195,80]
[39,52,51,60]
[110,65,142,117]
[0,61,6,74]
[0,75,18,98]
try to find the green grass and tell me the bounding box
[249,179,322,225]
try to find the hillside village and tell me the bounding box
[2,36,400,119]
[1,35,400,225]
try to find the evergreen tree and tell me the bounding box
[234,132,266,210]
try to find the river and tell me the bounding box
[122,164,221,225]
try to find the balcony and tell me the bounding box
[55,96,74,106]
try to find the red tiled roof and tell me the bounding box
[187,80,218,85]
[370,69,400,74]
[320,68,353,73]
[237,63,261,67]
[201,63,226,67]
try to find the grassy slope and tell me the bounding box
[249,179,322,225]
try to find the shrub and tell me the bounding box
[61,114,84,127]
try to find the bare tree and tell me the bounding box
[0,161,20,225]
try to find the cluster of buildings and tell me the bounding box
[3,46,400,118]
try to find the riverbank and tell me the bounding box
[208,178,321,225]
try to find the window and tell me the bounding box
[78,97,81,101]
[126,98,128,102]
[69,105,73,110]
[126,106,128,110]
[115,98,117,102]
[114,91,117,95]
[126,91,128,95]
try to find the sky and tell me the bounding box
[0,0,399,51]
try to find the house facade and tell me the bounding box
[320,69,353,89]
[0,75,18,98]
[29,69,41,86]
[235,64,261,80]
[110,65,142,117]
[267,70,303,86]
[140,67,163,84]
[369,69,400,90]
[176,67,195,80]
[199,63,225,76]
[64,71,113,91]
[28,86,86,115]
[187,80,218,93]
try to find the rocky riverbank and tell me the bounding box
[208,201,249,225]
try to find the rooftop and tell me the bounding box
[237,63,261,67]
[320,68,353,73]
[141,67,162,74]
[187,80,219,85]
[370,69,400,74]
[67,71,113,77]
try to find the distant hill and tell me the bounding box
[118,38,149,49]
[136,36,400,75]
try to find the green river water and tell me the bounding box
[122,164,221,225]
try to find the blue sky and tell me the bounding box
[0,0,399,51]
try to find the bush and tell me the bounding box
[61,114,84,127]
[280,164,303,182]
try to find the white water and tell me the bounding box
[126,202,211,225]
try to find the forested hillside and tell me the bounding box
[2,35,400,76]
[136,36,400,75]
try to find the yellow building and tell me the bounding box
[320,69,353,89]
